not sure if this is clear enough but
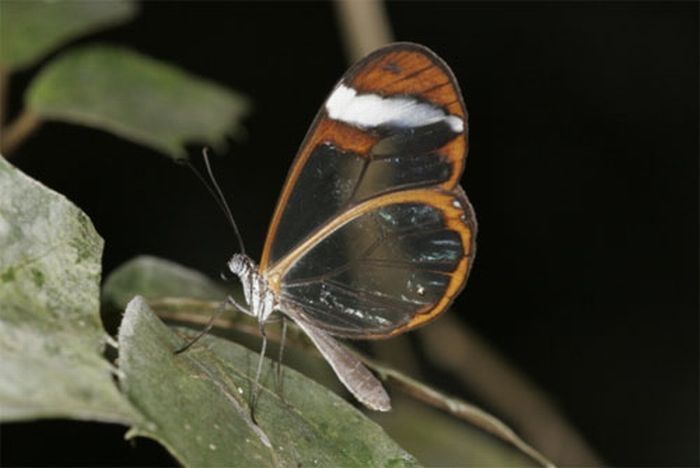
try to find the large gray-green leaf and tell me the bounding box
[120,297,418,467]
[0,155,138,423]
[103,256,547,466]
[26,45,250,160]
[102,255,227,311]
[0,0,136,71]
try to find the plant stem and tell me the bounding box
[364,355,555,468]
[1,109,42,156]
[334,0,393,62]
[421,317,603,466]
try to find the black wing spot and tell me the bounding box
[383,61,402,74]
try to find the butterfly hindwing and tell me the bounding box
[277,188,475,338]
[261,43,475,338]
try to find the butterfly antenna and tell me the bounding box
[187,148,247,255]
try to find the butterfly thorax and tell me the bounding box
[227,253,278,323]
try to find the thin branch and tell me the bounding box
[371,335,424,380]
[363,355,555,468]
[420,316,603,466]
[1,109,42,156]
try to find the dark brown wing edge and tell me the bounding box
[374,185,477,339]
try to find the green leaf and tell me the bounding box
[120,297,419,467]
[0,155,138,423]
[102,255,227,311]
[103,256,548,466]
[0,0,137,71]
[26,45,250,160]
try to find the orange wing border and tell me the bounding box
[268,187,477,339]
[353,187,476,339]
[260,42,469,272]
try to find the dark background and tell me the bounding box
[2,1,697,466]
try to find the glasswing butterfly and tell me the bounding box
[218,42,476,412]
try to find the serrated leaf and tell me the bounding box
[26,45,250,159]
[0,155,138,423]
[0,0,137,70]
[102,255,227,310]
[119,297,419,467]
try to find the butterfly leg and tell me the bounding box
[174,295,252,354]
[250,321,268,424]
[227,295,253,316]
[274,317,288,397]
[174,299,227,354]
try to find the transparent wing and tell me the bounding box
[261,43,468,270]
[277,188,476,338]
[261,43,476,338]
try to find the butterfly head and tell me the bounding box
[227,253,254,278]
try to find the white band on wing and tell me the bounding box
[326,83,464,133]
[325,83,463,133]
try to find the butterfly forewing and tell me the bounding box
[261,43,475,338]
